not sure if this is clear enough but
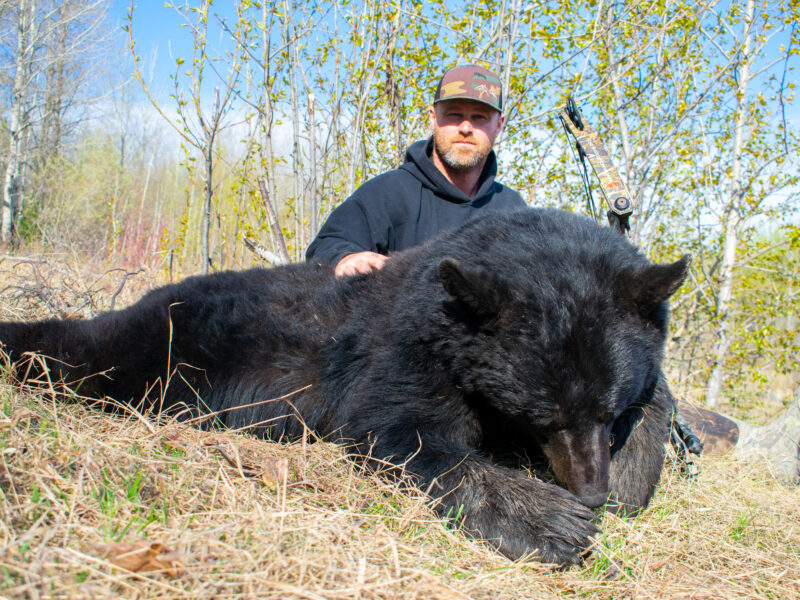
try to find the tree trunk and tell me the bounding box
[308,92,318,237]
[3,0,36,245]
[257,178,290,265]
[705,0,754,409]
[202,141,212,274]
[705,206,740,408]
[346,1,383,196]
[259,0,283,259]
[42,0,68,161]
[288,15,303,262]
[201,87,221,275]
[384,6,403,167]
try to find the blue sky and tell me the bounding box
[110,2,241,93]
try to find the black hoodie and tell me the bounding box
[305,138,527,266]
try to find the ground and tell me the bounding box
[0,386,798,599]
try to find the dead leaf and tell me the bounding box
[161,430,190,453]
[206,443,254,476]
[261,456,289,487]
[200,434,225,447]
[163,429,183,441]
[95,541,184,576]
[162,438,188,452]
[603,561,623,580]
[205,440,288,487]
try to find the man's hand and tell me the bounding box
[335,251,390,278]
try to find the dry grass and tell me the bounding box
[1,386,798,600]
[0,257,798,600]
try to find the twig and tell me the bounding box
[242,236,284,266]
[256,178,291,265]
[109,268,144,310]
[0,255,48,264]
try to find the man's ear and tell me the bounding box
[496,112,506,136]
[615,254,691,311]
[438,258,511,319]
[428,105,437,130]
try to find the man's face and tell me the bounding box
[429,99,505,172]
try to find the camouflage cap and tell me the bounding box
[433,65,503,112]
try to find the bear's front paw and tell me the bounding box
[456,473,600,565]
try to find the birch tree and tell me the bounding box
[702,0,799,408]
[2,0,36,245]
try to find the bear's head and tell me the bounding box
[432,249,690,508]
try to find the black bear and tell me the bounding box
[0,208,689,565]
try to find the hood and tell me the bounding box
[399,138,499,205]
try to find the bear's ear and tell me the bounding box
[616,254,691,309]
[438,258,511,318]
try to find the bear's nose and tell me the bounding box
[577,491,608,508]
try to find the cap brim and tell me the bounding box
[433,96,501,111]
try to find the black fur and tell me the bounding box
[0,208,689,565]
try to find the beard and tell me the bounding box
[433,130,492,172]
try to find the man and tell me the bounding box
[305,65,527,276]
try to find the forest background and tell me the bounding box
[0,0,798,417]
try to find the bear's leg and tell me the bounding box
[357,433,599,565]
[440,458,599,564]
[0,282,246,410]
[607,372,674,513]
[0,308,184,408]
